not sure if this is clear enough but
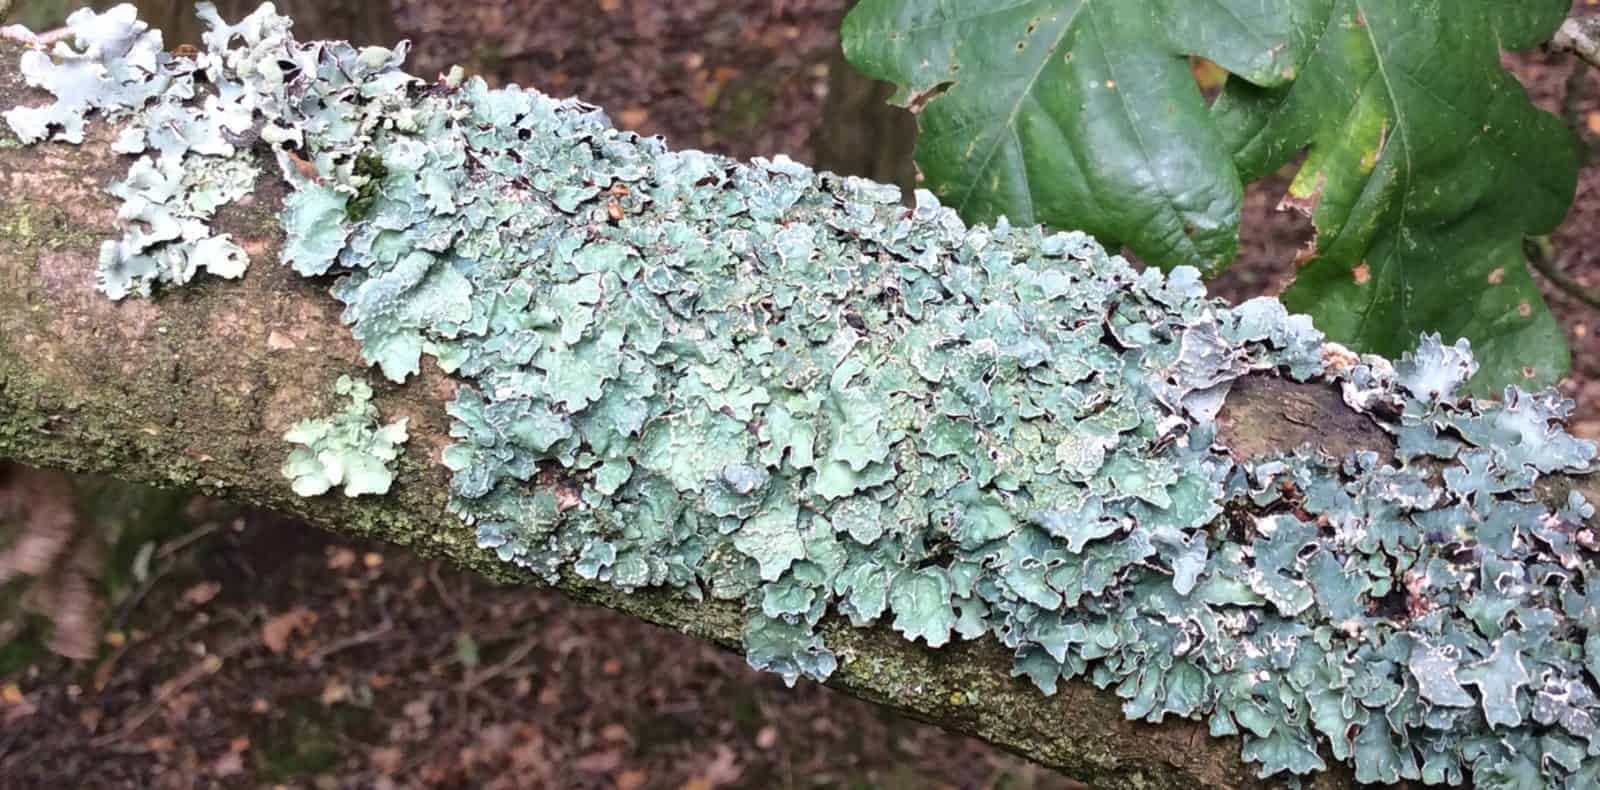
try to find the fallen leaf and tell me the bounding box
[321,679,351,705]
[509,727,549,771]
[2,691,35,722]
[93,646,126,691]
[575,749,622,773]
[479,723,515,752]
[260,606,317,654]
[182,581,221,607]
[616,769,648,790]
[165,690,200,718]
[683,746,742,790]
[211,751,244,778]
[404,698,433,729]
[617,108,650,129]
[371,745,404,774]
[755,725,778,750]
[703,745,742,785]
[455,632,480,668]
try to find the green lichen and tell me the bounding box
[4,4,260,298]
[7,4,1600,786]
[280,375,408,497]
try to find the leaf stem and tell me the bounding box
[1525,236,1600,311]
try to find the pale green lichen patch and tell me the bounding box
[2,5,184,145]
[3,5,264,299]
[96,152,259,298]
[280,374,408,497]
[8,4,1600,786]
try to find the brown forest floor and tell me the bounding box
[2,1,1598,788]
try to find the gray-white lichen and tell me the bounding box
[280,374,409,497]
[6,4,1600,786]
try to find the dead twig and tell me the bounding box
[457,633,541,693]
[108,520,221,634]
[154,522,220,561]
[302,620,400,665]
[89,639,251,747]
[427,560,466,620]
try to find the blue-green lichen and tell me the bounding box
[280,375,408,497]
[7,4,1600,786]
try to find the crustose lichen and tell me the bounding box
[5,4,1600,785]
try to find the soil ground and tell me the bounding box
[2,1,1598,788]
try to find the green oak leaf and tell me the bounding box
[844,0,1578,390]
[842,0,1313,275]
[1213,0,1577,392]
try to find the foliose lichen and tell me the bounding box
[6,4,1600,785]
[4,4,263,298]
[280,374,408,497]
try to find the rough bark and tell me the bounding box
[0,40,1595,789]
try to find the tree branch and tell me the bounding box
[0,39,1594,790]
